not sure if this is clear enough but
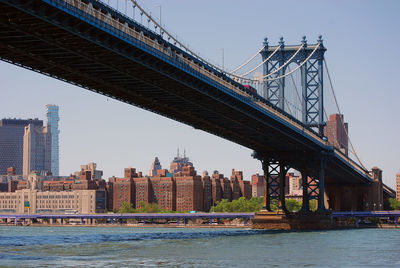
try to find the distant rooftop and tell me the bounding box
[0,118,43,127]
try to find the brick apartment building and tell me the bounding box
[175,166,203,211]
[150,176,175,211]
[324,114,349,156]
[251,174,264,198]
[250,172,303,199]
[0,158,254,213]
[105,165,252,212]
[109,177,135,211]
[201,173,212,212]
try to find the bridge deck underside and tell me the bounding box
[0,0,371,185]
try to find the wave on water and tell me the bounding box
[0,228,278,247]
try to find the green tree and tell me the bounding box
[387,198,400,210]
[285,199,302,212]
[309,199,317,211]
[210,197,263,212]
[118,202,136,213]
[135,201,163,213]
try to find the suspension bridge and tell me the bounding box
[0,0,395,228]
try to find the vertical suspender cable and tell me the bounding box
[324,59,367,171]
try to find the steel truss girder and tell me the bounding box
[301,58,324,135]
[261,41,326,136]
[261,157,290,212]
[263,59,285,110]
[300,154,328,212]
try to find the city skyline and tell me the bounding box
[0,0,399,188]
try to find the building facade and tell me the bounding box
[22,124,51,176]
[109,177,135,211]
[46,104,60,176]
[74,163,103,180]
[251,174,264,198]
[0,189,106,214]
[0,118,43,175]
[135,178,151,207]
[148,157,162,177]
[324,114,349,156]
[201,174,212,212]
[175,175,203,212]
[169,150,193,174]
[0,174,106,214]
[150,177,175,211]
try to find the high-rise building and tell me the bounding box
[287,172,302,196]
[134,177,151,206]
[109,177,135,211]
[175,166,203,212]
[22,124,51,176]
[396,172,400,201]
[211,171,223,203]
[46,105,59,176]
[201,172,212,212]
[74,163,103,180]
[0,118,43,175]
[251,174,264,198]
[324,114,349,155]
[148,157,162,177]
[169,149,193,174]
[150,177,175,211]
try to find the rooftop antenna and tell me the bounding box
[184,148,186,158]
[177,148,180,158]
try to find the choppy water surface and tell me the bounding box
[0,226,399,267]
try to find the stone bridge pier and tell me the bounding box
[326,167,384,211]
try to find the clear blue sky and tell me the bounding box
[1,0,399,188]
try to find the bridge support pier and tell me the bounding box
[300,168,310,212]
[253,151,333,230]
[259,156,289,212]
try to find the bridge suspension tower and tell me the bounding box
[261,36,326,136]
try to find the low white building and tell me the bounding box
[0,173,105,214]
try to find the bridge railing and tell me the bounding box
[333,147,371,178]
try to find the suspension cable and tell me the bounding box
[260,44,304,80]
[240,45,282,76]
[324,59,367,170]
[263,43,319,82]
[131,0,216,67]
[231,43,319,84]
[287,65,302,106]
[231,47,265,73]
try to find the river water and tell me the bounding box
[0,226,399,267]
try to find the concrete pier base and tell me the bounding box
[252,210,333,230]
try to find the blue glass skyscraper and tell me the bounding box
[46,104,59,176]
